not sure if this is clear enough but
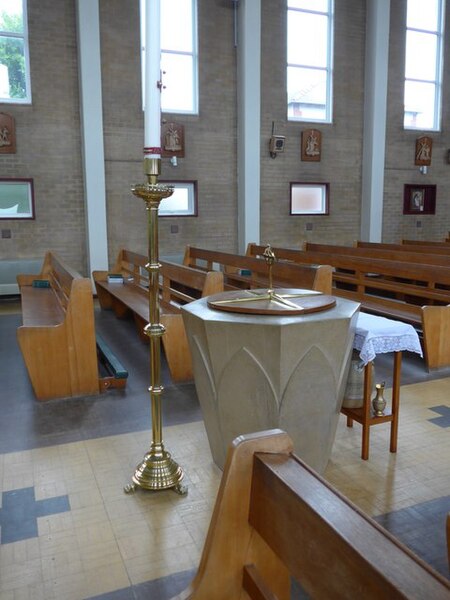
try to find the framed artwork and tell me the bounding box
[290,182,329,215]
[301,129,321,162]
[403,184,436,215]
[161,121,185,158]
[414,136,432,166]
[0,112,16,154]
[0,178,35,219]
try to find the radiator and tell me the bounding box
[0,258,43,295]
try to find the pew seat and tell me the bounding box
[17,252,127,400]
[93,248,223,382]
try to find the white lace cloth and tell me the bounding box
[353,312,423,365]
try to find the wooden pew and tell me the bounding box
[403,239,450,247]
[17,252,127,400]
[93,248,224,382]
[357,240,450,256]
[182,246,332,294]
[247,243,450,369]
[305,241,450,267]
[170,430,450,600]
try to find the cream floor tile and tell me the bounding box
[142,505,185,530]
[81,561,131,598]
[79,538,123,571]
[0,538,40,567]
[67,486,103,510]
[124,542,199,586]
[36,512,74,537]
[40,547,83,581]
[109,513,154,540]
[38,529,79,558]
[0,581,54,600]
[33,479,68,501]
[69,504,111,529]
[0,557,42,593]
[73,521,116,547]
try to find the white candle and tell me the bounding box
[144,0,161,158]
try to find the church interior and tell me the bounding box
[1,0,450,598]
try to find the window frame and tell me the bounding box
[140,0,198,116]
[290,182,330,216]
[404,0,445,131]
[287,0,334,124]
[158,180,198,217]
[0,0,32,104]
[0,177,35,219]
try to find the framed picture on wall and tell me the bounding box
[0,178,35,219]
[403,184,436,215]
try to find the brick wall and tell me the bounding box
[0,0,86,272]
[1,0,449,273]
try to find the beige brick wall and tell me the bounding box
[100,0,237,265]
[1,0,86,272]
[1,0,449,274]
[383,0,450,242]
[260,0,366,249]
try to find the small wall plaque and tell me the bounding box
[0,112,16,154]
[414,136,432,166]
[301,129,321,162]
[161,121,185,158]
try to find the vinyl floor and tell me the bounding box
[0,297,449,599]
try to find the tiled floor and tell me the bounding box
[0,298,449,599]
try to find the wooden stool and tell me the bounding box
[341,351,402,460]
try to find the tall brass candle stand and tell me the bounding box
[124,156,186,495]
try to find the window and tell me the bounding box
[0,178,34,219]
[287,0,334,123]
[140,0,198,115]
[290,182,329,215]
[404,0,445,130]
[0,0,31,103]
[159,181,197,216]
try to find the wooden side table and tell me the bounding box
[341,313,422,460]
[341,351,402,460]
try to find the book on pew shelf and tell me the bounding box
[32,279,51,288]
[107,274,124,283]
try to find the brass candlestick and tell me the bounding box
[124,156,186,495]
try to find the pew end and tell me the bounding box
[170,430,450,600]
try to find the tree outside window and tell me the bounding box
[0,0,31,103]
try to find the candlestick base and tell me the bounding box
[124,444,187,495]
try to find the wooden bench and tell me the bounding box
[17,252,127,400]
[183,246,332,294]
[247,243,450,369]
[403,238,450,247]
[357,240,450,255]
[170,430,450,599]
[93,248,224,382]
[305,241,450,267]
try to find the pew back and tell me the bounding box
[17,252,101,400]
[183,245,332,294]
[171,430,450,600]
[93,248,224,381]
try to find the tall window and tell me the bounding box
[0,0,31,103]
[404,0,445,130]
[140,0,198,115]
[287,0,334,123]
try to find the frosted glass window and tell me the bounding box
[159,181,197,216]
[290,183,329,215]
